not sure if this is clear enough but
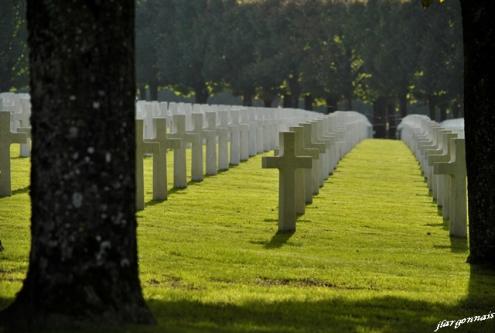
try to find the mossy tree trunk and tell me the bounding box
[0,0,155,329]
[461,1,495,266]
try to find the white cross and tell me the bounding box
[289,126,320,209]
[434,138,467,238]
[302,123,325,195]
[188,113,206,181]
[0,112,27,197]
[168,115,189,189]
[145,118,181,200]
[204,112,219,176]
[136,119,159,210]
[290,126,320,213]
[229,110,241,165]
[217,111,231,171]
[239,110,250,161]
[262,131,312,232]
[428,130,457,219]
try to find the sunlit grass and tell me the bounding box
[1,140,494,333]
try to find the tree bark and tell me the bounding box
[427,95,436,120]
[439,103,447,121]
[461,1,495,266]
[138,83,146,101]
[325,95,338,114]
[282,94,292,108]
[387,101,397,139]
[149,78,158,101]
[0,0,155,329]
[372,96,387,138]
[304,94,314,111]
[263,98,273,108]
[399,92,408,119]
[242,90,253,107]
[194,82,209,104]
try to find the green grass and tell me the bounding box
[1,139,495,333]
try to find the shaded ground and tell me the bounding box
[1,139,494,332]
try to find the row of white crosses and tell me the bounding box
[134,100,321,210]
[398,115,467,238]
[0,94,31,197]
[0,93,32,158]
[263,112,372,233]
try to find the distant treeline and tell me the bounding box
[0,0,463,123]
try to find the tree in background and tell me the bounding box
[0,0,28,92]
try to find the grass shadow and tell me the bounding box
[11,186,29,196]
[264,231,295,249]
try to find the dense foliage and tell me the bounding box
[1,0,462,122]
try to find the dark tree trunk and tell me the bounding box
[344,95,353,110]
[242,91,253,107]
[263,98,273,108]
[149,78,158,101]
[304,94,314,111]
[292,94,300,108]
[194,82,209,104]
[439,104,447,121]
[343,45,353,111]
[387,101,397,139]
[461,1,495,266]
[325,95,337,114]
[399,92,408,119]
[428,95,437,121]
[288,74,301,108]
[372,96,387,138]
[282,94,292,108]
[138,83,146,101]
[0,0,155,329]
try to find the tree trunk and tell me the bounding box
[242,91,253,107]
[325,95,337,114]
[428,95,437,120]
[263,98,273,108]
[372,96,387,139]
[304,94,314,111]
[387,101,397,139]
[0,0,155,329]
[194,82,209,104]
[439,104,447,121]
[344,95,353,110]
[138,83,146,101]
[399,92,408,119]
[149,78,158,101]
[282,94,292,108]
[461,1,495,266]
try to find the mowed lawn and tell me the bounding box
[1,139,495,333]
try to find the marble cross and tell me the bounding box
[290,126,320,212]
[136,119,159,210]
[204,112,219,176]
[302,123,326,195]
[428,130,457,218]
[217,112,231,171]
[239,110,250,161]
[229,110,241,165]
[262,131,312,233]
[189,113,206,181]
[145,118,181,200]
[13,99,31,157]
[0,112,27,197]
[434,138,467,238]
[168,115,189,189]
[248,110,258,157]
